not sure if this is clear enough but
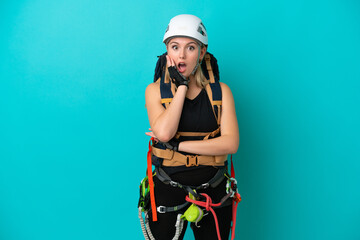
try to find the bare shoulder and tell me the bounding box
[145,82,161,99]
[220,82,234,99]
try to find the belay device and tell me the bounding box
[138,52,242,240]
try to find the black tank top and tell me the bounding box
[177,88,218,140]
[162,88,220,175]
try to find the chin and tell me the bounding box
[180,72,190,78]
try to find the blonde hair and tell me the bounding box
[194,61,209,88]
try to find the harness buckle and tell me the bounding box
[170,181,178,187]
[201,183,210,189]
[157,206,166,213]
[186,155,199,167]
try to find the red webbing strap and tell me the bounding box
[186,193,222,240]
[230,154,242,240]
[231,155,235,179]
[147,138,157,221]
[231,200,239,240]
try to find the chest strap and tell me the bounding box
[174,127,220,140]
[152,146,227,167]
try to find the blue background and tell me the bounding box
[1,1,359,239]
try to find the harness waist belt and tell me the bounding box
[152,146,227,167]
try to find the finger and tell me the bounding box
[145,132,157,139]
[167,55,175,67]
[166,55,171,67]
[171,57,176,67]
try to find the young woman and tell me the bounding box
[144,14,239,240]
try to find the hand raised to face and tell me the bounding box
[166,55,189,88]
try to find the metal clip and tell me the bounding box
[170,181,178,187]
[157,206,166,213]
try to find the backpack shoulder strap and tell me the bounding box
[154,52,176,109]
[205,82,222,126]
[156,75,175,109]
[204,53,222,126]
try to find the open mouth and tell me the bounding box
[177,62,187,73]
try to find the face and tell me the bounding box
[166,37,207,78]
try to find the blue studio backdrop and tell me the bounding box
[1,1,359,240]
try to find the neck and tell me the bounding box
[188,75,200,90]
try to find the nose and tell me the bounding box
[179,48,186,59]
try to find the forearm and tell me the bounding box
[178,134,239,156]
[151,86,187,142]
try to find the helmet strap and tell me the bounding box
[191,45,202,75]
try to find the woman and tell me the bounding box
[144,14,239,240]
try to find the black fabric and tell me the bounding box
[178,88,218,136]
[148,167,232,240]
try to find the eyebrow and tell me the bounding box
[170,41,197,45]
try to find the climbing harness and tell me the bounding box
[138,141,241,240]
[138,50,242,239]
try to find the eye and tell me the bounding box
[171,45,178,50]
[188,45,196,51]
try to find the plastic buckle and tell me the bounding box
[201,183,209,189]
[186,155,199,167]
[157,206,166,213]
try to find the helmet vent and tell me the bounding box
[197,26,206,37]
[200,22,206,31]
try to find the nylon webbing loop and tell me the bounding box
[157,202,190,213]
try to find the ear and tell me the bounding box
[200,45,208,61]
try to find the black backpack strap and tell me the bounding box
[154,52,176,109]
[154,52,167,82]
[159,72,175,108]
[204,53,222,125]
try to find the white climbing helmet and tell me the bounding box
[163,14,208,45]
